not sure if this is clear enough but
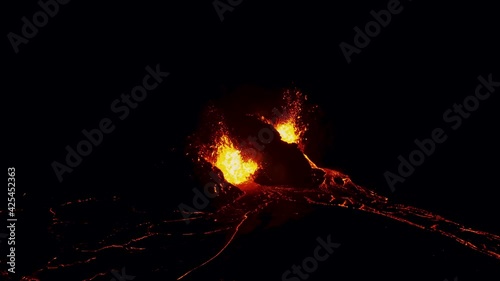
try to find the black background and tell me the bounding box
[3,0,500,280]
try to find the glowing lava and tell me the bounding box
[262,89,309,149]
[212,134,258,185]
[275,121,300,144]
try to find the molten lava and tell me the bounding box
[211,134,258,185]
[262,89,308,149]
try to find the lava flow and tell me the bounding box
[13,89,500,281]
[177,89,500,279]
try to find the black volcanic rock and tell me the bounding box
[190,156,245,210]
[253,141,315,188]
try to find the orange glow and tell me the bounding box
[262,90,309,149]
[198,89,312,185]
[276,121,299,144]
[210,134,258,185]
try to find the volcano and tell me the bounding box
[13,89,500,281]
[177,89,500,280]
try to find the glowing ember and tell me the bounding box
[212,135,258,185]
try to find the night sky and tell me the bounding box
[4,0,500,280]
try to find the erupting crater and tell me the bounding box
[179,88,500,280]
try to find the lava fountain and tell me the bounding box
[261,89,308,149]
[211,134,258,185]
